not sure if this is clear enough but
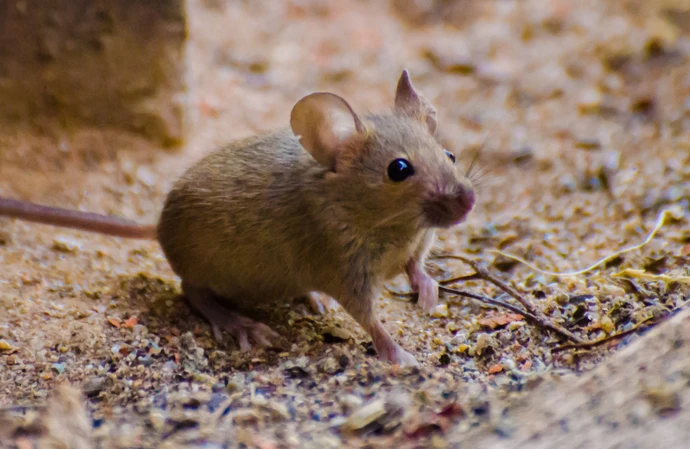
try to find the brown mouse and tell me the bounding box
[0,71,475,366]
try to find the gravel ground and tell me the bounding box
[1,0,690,447]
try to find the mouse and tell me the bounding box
[0,70,475,366]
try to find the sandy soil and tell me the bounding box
[1,0,690,447]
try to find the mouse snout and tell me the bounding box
[422,185,475,228]
[456,186,475,212]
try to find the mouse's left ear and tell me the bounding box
[291,92,367,171]
[394,70,438,135]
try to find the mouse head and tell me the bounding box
[290,70,475,231]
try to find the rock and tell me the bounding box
[0,0,188,147]
[342,399,386,432]
[82,376,107,397]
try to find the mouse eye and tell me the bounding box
[444,149,456,164]
[387,158,415,182]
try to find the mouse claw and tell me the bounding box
[211,324,224,343]
[238,332,251,352]
[306,292,337,315]
[251,322,280,346]
[204,306,279,351]
[183,283,280,352]
[377,342,419,367]
[394,349,420,367]
[227,317,279,352]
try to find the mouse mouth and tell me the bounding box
[422,189,475,229]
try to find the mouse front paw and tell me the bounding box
[416,275,439,313]
[406,261,439,313]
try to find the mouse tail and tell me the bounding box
[0,197,158,240]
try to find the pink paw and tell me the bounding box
[376,342,419,367]
[305,292,337,315]
[416,274,439,313]
[407,262,439,313]
[210,313,279,352]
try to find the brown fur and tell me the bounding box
[157,71,474,365]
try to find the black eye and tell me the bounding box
[387,158,415,182]
[444,149,456,163]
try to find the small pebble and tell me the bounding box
[323,326,354,343]
[342,399,386,431]
[318,357,341,374]
[251,394,268,407]
[339,394,363,414]
[430,304,449,318]
[600,315,615,334]
[162,361,177,371]
[578,87,604,113]
[51,363,65,375]
[266,402,291,421]
[82,376,106,397]
[52,236,82,253]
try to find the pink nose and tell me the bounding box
[456,188,475,212]
[448,187,475,223]
[423,186,476,228]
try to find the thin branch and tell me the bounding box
[438,273,482,285]
[552,316,655,353]
[439,285,535,319]
[400,253,685,353]
[435,254,585,344]
[388,283,534,322]
[553,300,690,353]
[435,255,539,316]
[486,207,674,277]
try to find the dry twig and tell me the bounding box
[436,254,585,344]
[438,285,537,320]
[487,207,678,277]
[553,300,690,352]
[391,254,681,352]
[551,316,655,353]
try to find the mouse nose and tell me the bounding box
[423,185,475,228]
[456,186,475,212]
[449,186,475,222]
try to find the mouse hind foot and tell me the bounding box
[304,292,338,315]
[182,282,279,352]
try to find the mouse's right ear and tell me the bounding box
[290,93,366,171]
[394,70,438,135]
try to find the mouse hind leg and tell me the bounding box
[339,292,418,366]
[182,282,279,351]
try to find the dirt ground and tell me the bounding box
[1,0,690,447]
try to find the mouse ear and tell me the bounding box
[394,70,438,135]
[291,92,366,171]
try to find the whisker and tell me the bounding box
[469,161,495,184]
[471,176,499,190]
[465,145,482,179]
[464,132,490,178]
[371,208,411,229]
